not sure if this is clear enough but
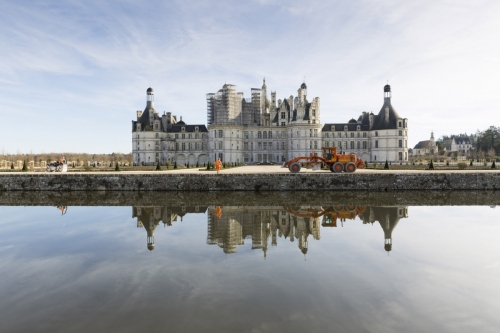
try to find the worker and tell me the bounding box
[215,158,222,174]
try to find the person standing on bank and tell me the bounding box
[215,158,222,174]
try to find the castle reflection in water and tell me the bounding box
[132,204,408,256]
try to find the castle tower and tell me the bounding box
[384,83,391,99]
[261,78,268,113]
[147,87,154,105]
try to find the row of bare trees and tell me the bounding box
[0,152,132,165]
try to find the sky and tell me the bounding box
[1,0,499,154]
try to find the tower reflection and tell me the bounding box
[132,206,208,251]
[131,204,408,255]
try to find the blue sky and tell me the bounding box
[1,0,499,154]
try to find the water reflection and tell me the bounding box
[131,203,408,255]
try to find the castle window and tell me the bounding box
[314,141,318,149]
[182,127,185,132]
[269,131,272,138]
[281,122,285,127]
[310,129,313,137]
[312,110,316,116]
[350,141,354,149]
[182,142,185,150]
[263,131,267,139]
[350,133,354,138]
[281,142,285,150]
[363,141,367,149]
[188,133,192,139]
[375,140,378,148]
[357,132,360,138]
[399,130,402,136]
[195,133,199,139]
[363,132,367,138]
[155,133,159,138]
[331,126,335,131]
[258,131,262,139]
[344,125,348,131]
[399,140,403,148]
[357,141,360,149]
[195,127,199,132]
[357,125,360,131]
[281,112,286,119]
[375,131,378,137]
[399,121,402,127]
[182,134,185,139]
[218,142,222,149]
[218,130,223,138]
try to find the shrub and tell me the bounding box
[429,160,434,170]
[10,163,14,170]
[492,160,496,169]
[174,161,177,169]
[470,160,473,166]
[156,161,161,171]
[457,163,467,170]
[115,163,120,171]
[22,161,28,171]
[186,162,190,168]
[206,162,210,170]
[196,162,199,167]
[166,160,171,169]
[384,160,389,169]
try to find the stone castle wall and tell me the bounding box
[0,173,498,192]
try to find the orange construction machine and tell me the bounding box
[283,146,366,173]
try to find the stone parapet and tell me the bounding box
[0,190,499,207]
[0,172,498,192]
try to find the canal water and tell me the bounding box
[0,192,499,333]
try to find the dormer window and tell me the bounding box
[344,125,348,131]
[181,127,185,132]
[375,131,378,137]
[331,126,335,131]
[357,125,360,131]
[195,126,199,132]
[398,121,402,127]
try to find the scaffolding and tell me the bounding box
[206,93,215,125]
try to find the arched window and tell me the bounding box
[263,131,267,139]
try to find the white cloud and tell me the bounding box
[0,0,498,152]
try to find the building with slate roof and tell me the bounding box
[207,79,322,163]
[449,136,472,154]
[321,84,409,162]
[412,132,438,156]
[132,88,208,165]
[132,82,409,165]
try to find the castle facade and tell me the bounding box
[132,81,408,165]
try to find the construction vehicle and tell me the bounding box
[282,146,366,173]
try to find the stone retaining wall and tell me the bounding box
[0,172,498,192]
[1,190,499,206]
